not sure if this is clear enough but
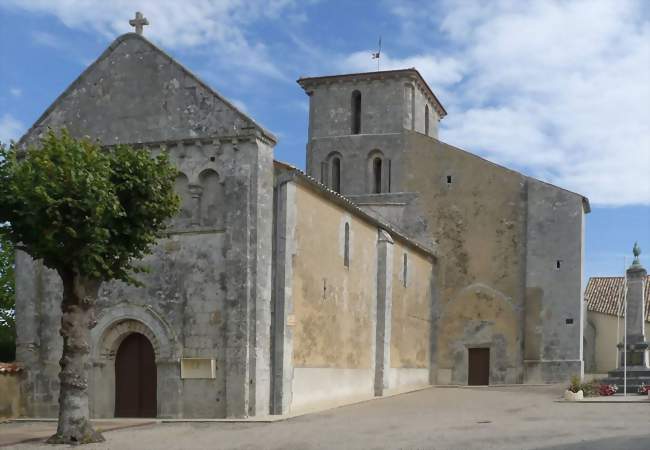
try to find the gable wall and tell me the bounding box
[20,34,252,147]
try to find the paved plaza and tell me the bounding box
[3,385,648,450]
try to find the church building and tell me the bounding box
[15,25,589,419]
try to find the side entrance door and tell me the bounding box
[468,347,490,386]
[115,333,157,417]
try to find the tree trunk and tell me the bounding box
[47,269,104,445]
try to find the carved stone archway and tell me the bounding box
[89,304,180,418]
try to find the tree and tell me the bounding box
[0,232,15,362]
[0,130,179,444]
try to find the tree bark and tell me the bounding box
[47,269,105,445]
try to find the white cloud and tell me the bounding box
[339,51,465,100]
[31,30,68,50]
[0,114,25,144]
[373,0,650,206]
[9,88,22,97]
[3,0,305,80]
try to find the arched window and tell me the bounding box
[367,150,385,194]
[331,157,341,193]
[173,172,192,227]
[405,84,415,130]
[425,105,430,136]
[373,157,382,193]
[344,223,350,267]
[351,90,362,135]
[199,169,223,227]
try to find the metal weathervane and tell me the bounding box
[371,37,382,71]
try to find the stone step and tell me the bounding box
[607,369,650,377]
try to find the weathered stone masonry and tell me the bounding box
[15,31,589,419]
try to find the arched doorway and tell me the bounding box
[115,333,157,417]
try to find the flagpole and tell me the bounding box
[372,36,382,71]
[623,284,627,397]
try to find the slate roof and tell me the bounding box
[585,276,650,320]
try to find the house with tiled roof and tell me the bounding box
[584,276,650,373]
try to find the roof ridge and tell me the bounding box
[17,33,276,147]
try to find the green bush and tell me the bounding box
[568,375,601,396]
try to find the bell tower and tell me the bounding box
[297,68,446,196]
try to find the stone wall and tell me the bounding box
[389,241,433,388]
[402,132,527,385]
[271,167,435,414]
[300,71,588,388]
[15,30,276,419]
[524,179,586,383]
[307,78,405,139]
[286,182,378,412]
[16,135,275,419]
[0,368,21,418]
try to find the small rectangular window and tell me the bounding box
[446,175,452,184]
[565,318,574,325]
[344,223,350,268]
[403,253,408,287]
[556,260,561,269]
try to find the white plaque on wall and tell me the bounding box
[180,358,216,379]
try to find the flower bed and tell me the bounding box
[598,384,618,396]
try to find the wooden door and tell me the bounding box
[468,348,490,386]
[115,333,157,417]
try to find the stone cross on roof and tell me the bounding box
[129,11,149,35]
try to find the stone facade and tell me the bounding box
[298,69,589,385]
[15,34,436,419]
[15,33,588,419]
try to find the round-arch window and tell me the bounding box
[373,157,382,193]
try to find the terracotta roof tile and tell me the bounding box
[585,276,650,320]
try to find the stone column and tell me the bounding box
[620,246,648,368]
[374,229,394,396]
[270,179,296,414]
[223,174,251,417]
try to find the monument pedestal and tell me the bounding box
[604,367,650,393]
[603,248,649,393]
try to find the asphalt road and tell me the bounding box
[7,385,649,450]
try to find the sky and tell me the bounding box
[0,0,648,281]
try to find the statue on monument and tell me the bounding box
[632,241,641,265]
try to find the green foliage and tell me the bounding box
[581,379,600,397]
[568,375,600,396]
[0,232,15,362]
[568,375,583,393]
[0,129,180,285]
